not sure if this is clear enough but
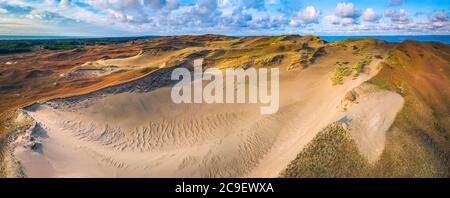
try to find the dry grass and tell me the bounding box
[281,123,370,178]
[0,110,33,177]
[367,42,450,177]
[331,65,353,85]
[353,56,373,79]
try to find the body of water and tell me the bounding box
[1,35,449,44]
[320,35,450,44]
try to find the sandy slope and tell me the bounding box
[342,84,404,162]
[9,46,404,178]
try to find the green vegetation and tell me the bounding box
[250,36,283,48]
[353,56,373,79]
[367,78,392,91]
[0,41,34,54]
[332,56,373,85]
[289,41,449,178]
[281,123,370,178]
[43,44,78,51]
[0,36,159,55]
[434,122,449,140]
[254,53,285,67]
[352,46,367,56]
[139,67,158,74]
[332,65,352,85]
[371,97,449,177]
[310,47,324,58]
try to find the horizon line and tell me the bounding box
[1,34,450,39]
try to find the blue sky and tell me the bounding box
[0,0,449,36]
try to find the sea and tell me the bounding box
[0,35,449,44]
[319,35,450,44]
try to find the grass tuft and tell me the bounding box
[353,56,373,79]
[281,123,370,178]
[332,65,352,85]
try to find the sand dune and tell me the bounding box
[7,42,405,178]
[339,84,404,162]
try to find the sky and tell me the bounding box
[0,0,449,36]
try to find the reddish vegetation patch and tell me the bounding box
[375,41,449,127]
[369,41,450,177]
[0,43,143,118]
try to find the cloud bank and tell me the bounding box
[0,0,448,36]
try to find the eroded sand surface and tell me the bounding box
[339,84,404,162]
[10,49,404,178]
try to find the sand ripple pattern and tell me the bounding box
[59,112,242,152]
[199,115,283,177]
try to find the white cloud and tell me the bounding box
[0,7,8,14]
[59,0,70,8]
[81,0,181,24]
[341,18,355,25]
[0,0,448,36]
[432,21,446,28]
[108,10,130,23]
[324,3,361,26]
[196,0,218,16]
[290,6,321,27]
[325,15,340,25]
[363,8,380,22]
[423,11,450,31]
[145,0,167,10]
[432,11,449,22]
[385,9,410,24]
[219,6,252,27]
[84,0,110,9]
[247,13,287,29]
[166,0,179,10]
[335,3,360,18]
